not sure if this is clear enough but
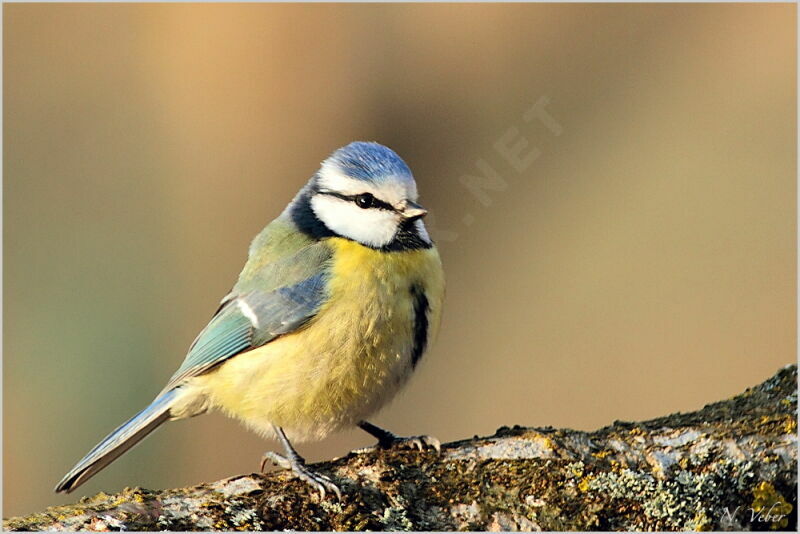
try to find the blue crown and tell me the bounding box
[326,142,413,183]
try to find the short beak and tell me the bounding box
[401,200,428,221]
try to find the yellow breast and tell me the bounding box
[195,237,444,442]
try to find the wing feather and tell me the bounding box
[162,223,331,391]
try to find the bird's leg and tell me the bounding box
[260,425,341,500]
[358,420,441,452]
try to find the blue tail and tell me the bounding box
[55,389,177,493]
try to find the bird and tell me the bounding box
[55,141,445,499]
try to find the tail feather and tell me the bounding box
[55,389,177,493]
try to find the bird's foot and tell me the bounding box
[357,421,441,453]
[260,451,291,471]
[260,451,342,500]
[377,432,442,452]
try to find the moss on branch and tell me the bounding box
[5,365,797,531]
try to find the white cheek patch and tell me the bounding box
[311,195,400,248]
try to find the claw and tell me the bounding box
[291,464,342,501]
[358,421,441,455]
[380,434,442,454]
[261,451,291,472]
[267,425,343,500]
[261,450,342,500]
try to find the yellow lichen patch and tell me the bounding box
[577,476,594,493]
[690,510,712,531]
[782,416,796,434]
[592,449,613,459]
[569,462,585,478]
[751,482,793,530]
[756,414,797,436]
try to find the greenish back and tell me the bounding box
[164,216,333,390]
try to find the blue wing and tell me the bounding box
[163,249,330,391]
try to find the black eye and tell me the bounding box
[354,193,374,209]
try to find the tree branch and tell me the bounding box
[6,365,797,531]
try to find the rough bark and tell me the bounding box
[5,365,797,531]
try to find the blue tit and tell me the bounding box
[55,141,445,499]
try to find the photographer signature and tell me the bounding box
[722,503,789,526]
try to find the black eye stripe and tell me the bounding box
[318,191,396,211]
[363,195,395,211]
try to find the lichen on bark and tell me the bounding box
[5,364,797,531]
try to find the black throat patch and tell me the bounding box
[410,285,430,368]
[381,219,432,252]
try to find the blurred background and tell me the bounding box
[4,3,795,517]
